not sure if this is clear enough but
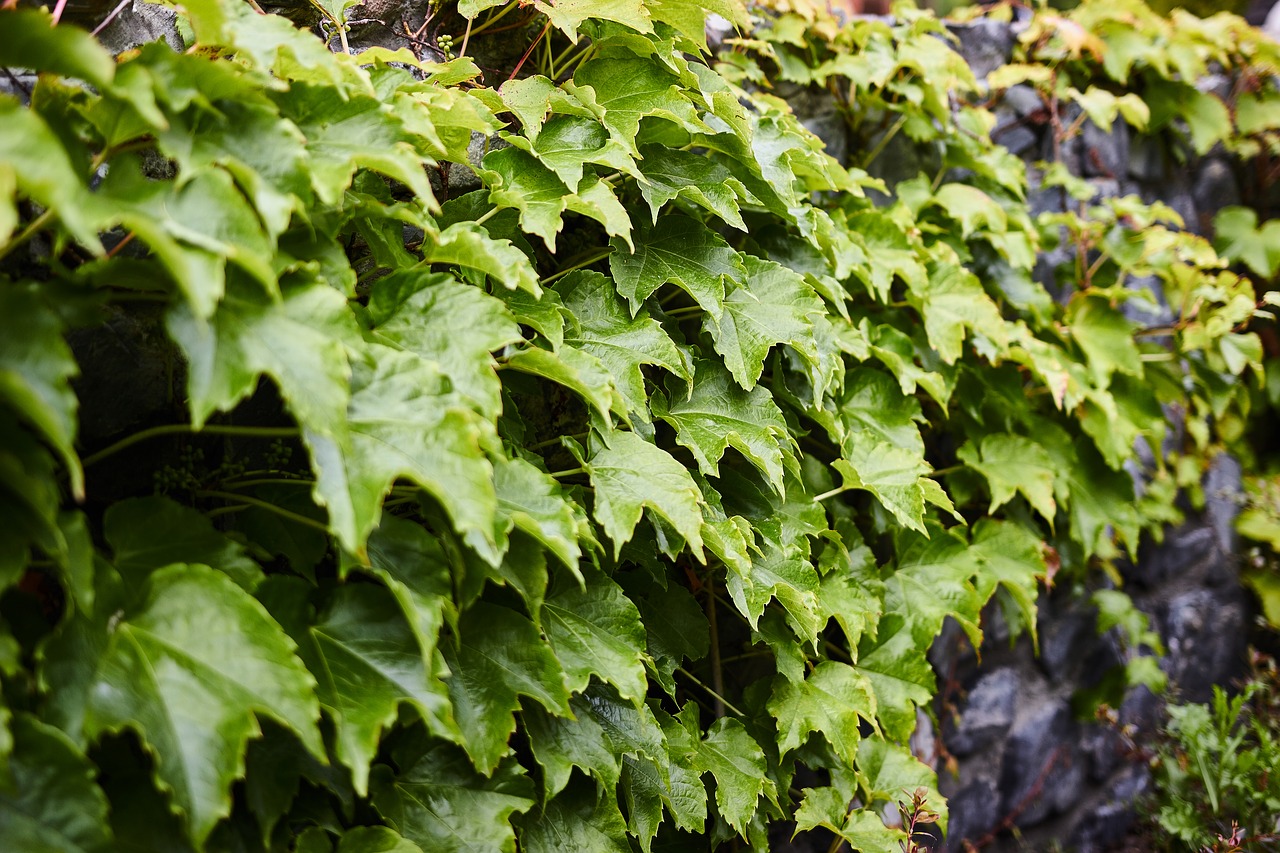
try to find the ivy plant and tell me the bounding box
[0,0,1276,850]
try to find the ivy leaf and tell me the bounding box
[497,76,597,143]
[504,115,637,194]
[336,826,425,853]
[653,360,794,494]
[362,517,454,676]
[166,277,354,435]
[1214,206,1280,279]
[105,496,262,593]
[0,286,82,499]
[0,713,115,853]
[371,743,534,853]
[635,144,751,230]
[884,530,982,647]
[543,571,649,703]
[494,455,585,574]
[264,580,458,797]
[518,780,632,853]
[312,345,499,561]
[853,615,934,742]
[505,344,623,428]
[692,718,776,835]
[0,9,116,89]
[479,147,571,252]
[368,271,522,420]
[570,55,700,156]
[831,440,930,535]
[768,661,875,763]
[649,0,750,50]
[609,215,743,315]
[565,174,635,249]
[631,577,709,696]
[957,434,1058,524]
[423,223,541,294]
[525,700,621,800]
[1067,295,1142,385]
[587,430,705,559]
[709,256,821,389]
[856,739,945,831]
[907,263,1006,365]
[724,540,822,641]
[557,270,689,420]
[795,788,904,851]
[442,602,572,774]
[968,519,1046,648]
[81,564,322,845]
[837,368,925,456]
[533,0,654,40]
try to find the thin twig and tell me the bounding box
[91,0,132,36]
[83,424,299,467]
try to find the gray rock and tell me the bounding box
[1068,766,1151,853]
[1120,684,1161,731]
[1125,523,1217,588]
[1081,724,1123,781]
[992,121,1038,158]
[1161,587,1247,703]
[801,112,850,167]
[1000,700,1078,827]
[1039,604,1095,682]
[948,668,1020,756]
[947,19,1016,80]
[1128,136,1168,184]
[1205,453,1244,562]
[1002,84,1045,119]
[0,72,35,104]
[941,780,1002,850]
[1194,158,1241,214]
[97,1,183,53]
[1083,118,1128,179]
[1121,275,1175,328]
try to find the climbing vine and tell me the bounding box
[0,0,1277,850]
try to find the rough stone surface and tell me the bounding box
[947,668,1020,756]
[946,19,1016,79]
[1161,588,1248,703]
[97,1,183,53]
[1000,700,1078,827]
[1083,118,1128,179]
[940,780,1002,851]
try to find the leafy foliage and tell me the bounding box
[0,0,1276,850]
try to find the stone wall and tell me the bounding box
[20,5,1266,850]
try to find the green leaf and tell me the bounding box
[837,368,925,456]
[768,661,875,763]
[884,528,983,647]
[424,223,541,294]
[795,788,905,851]
[957,434,1058,524]
[518,780,632,853]
[570,55,700,156]
[0,100,104,254]
[533,0,654,40]
[0,286,82,498]
[442,602,571,774]
[361,517,453,672]
[504,115,637,194]
[505,344,623,428]
[310,344,499,559]
[494,455,585,574]
[968,519,1045,648]
[105,496,262,593]
[831,440,930,535]
[635,144,751,230]
[369,271,522,420]
[724,540,822,640]
[1213,206,1280,279]
[265,580,457,797]
[609,215,743,315]
[908,263,1006,365]
[479,147,572,252]
[853,615,934,742]
[587,430,705,559]
[856,739,945,831]
[371,743,534,853]
[1067,295,1142,385]
[654,360,794,494]
[557,270,688,420]
[0,713,115,853]
[81,564,322,845]
[692,718,775,835]
[0,10,116,89]
[543,571,649,703]
[708,255,821,390]
[336,826,424,853]
[525,700,621,799]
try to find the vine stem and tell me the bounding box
[812,485,848,503]
[83,424,299,467]
[508,20,552,81]
[196,490,330,533]
[540,249,613,285]
[707,583,725,718]
[676,666,746,718]
[0,209,56,265]
[548,467,585,479]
